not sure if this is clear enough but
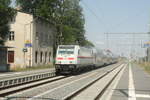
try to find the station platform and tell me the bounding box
[0,68,55,80]
[102,63,150,100]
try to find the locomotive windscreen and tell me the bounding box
[58,46,75,55]
[58,51,74,54]
[59,46,75,49]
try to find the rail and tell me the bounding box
[63,64,125,100]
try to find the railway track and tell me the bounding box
[0,75,68,97]
[0,63,123,100]
[26,63,123,100]
[63,63,126,100]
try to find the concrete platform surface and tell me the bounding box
[0,68,55,80]
[102,62,150,100]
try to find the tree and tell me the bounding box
[58,0,86,45]
[0,0,16,45]
[84,40,95,47]
[16,0,59,21]
[16,0,94,47]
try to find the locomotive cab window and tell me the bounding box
[58,46,75,55]
[58,50,74,54]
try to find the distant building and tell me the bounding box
[5,11,56,68]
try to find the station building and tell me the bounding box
[0,46,13,71]
[5,11,56,69]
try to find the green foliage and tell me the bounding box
[0,0,16,45]
[84,40,95,47]
[139,62,150,74]
[16,0,94,47]
[61,0,86,46]
[16,0,59,21]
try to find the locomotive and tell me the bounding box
[55,45,117,74]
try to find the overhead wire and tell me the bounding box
[81,0,110,32]
[81,0,149,57]
[82,0,149,33]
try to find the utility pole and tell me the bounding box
[59,0,65,45]
[104,32,150,59]
[106,32,109,49]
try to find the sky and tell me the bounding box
[11,0,150,58]
[80,0,150,57]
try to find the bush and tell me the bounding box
[138,62,150,74]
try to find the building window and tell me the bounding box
[35,51,38,63]
[49,52,51,62]
[35,32,39,40]
[40,52,43,63]
[45,52,47,63]
[10,17,16,23]
[8,51,14,63]
[9,31,15,41]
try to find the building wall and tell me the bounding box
[0,47,9,71]
[32,19,55,66]
[5,12,33,68]
[5,11,55,68]
[0,48,7,65]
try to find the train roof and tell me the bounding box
[58,45,93,49]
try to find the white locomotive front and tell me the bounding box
[55,45,95,74]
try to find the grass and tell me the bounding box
[138,62,150,74]
[10,64,54,72]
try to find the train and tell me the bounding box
[55,45,118,74]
